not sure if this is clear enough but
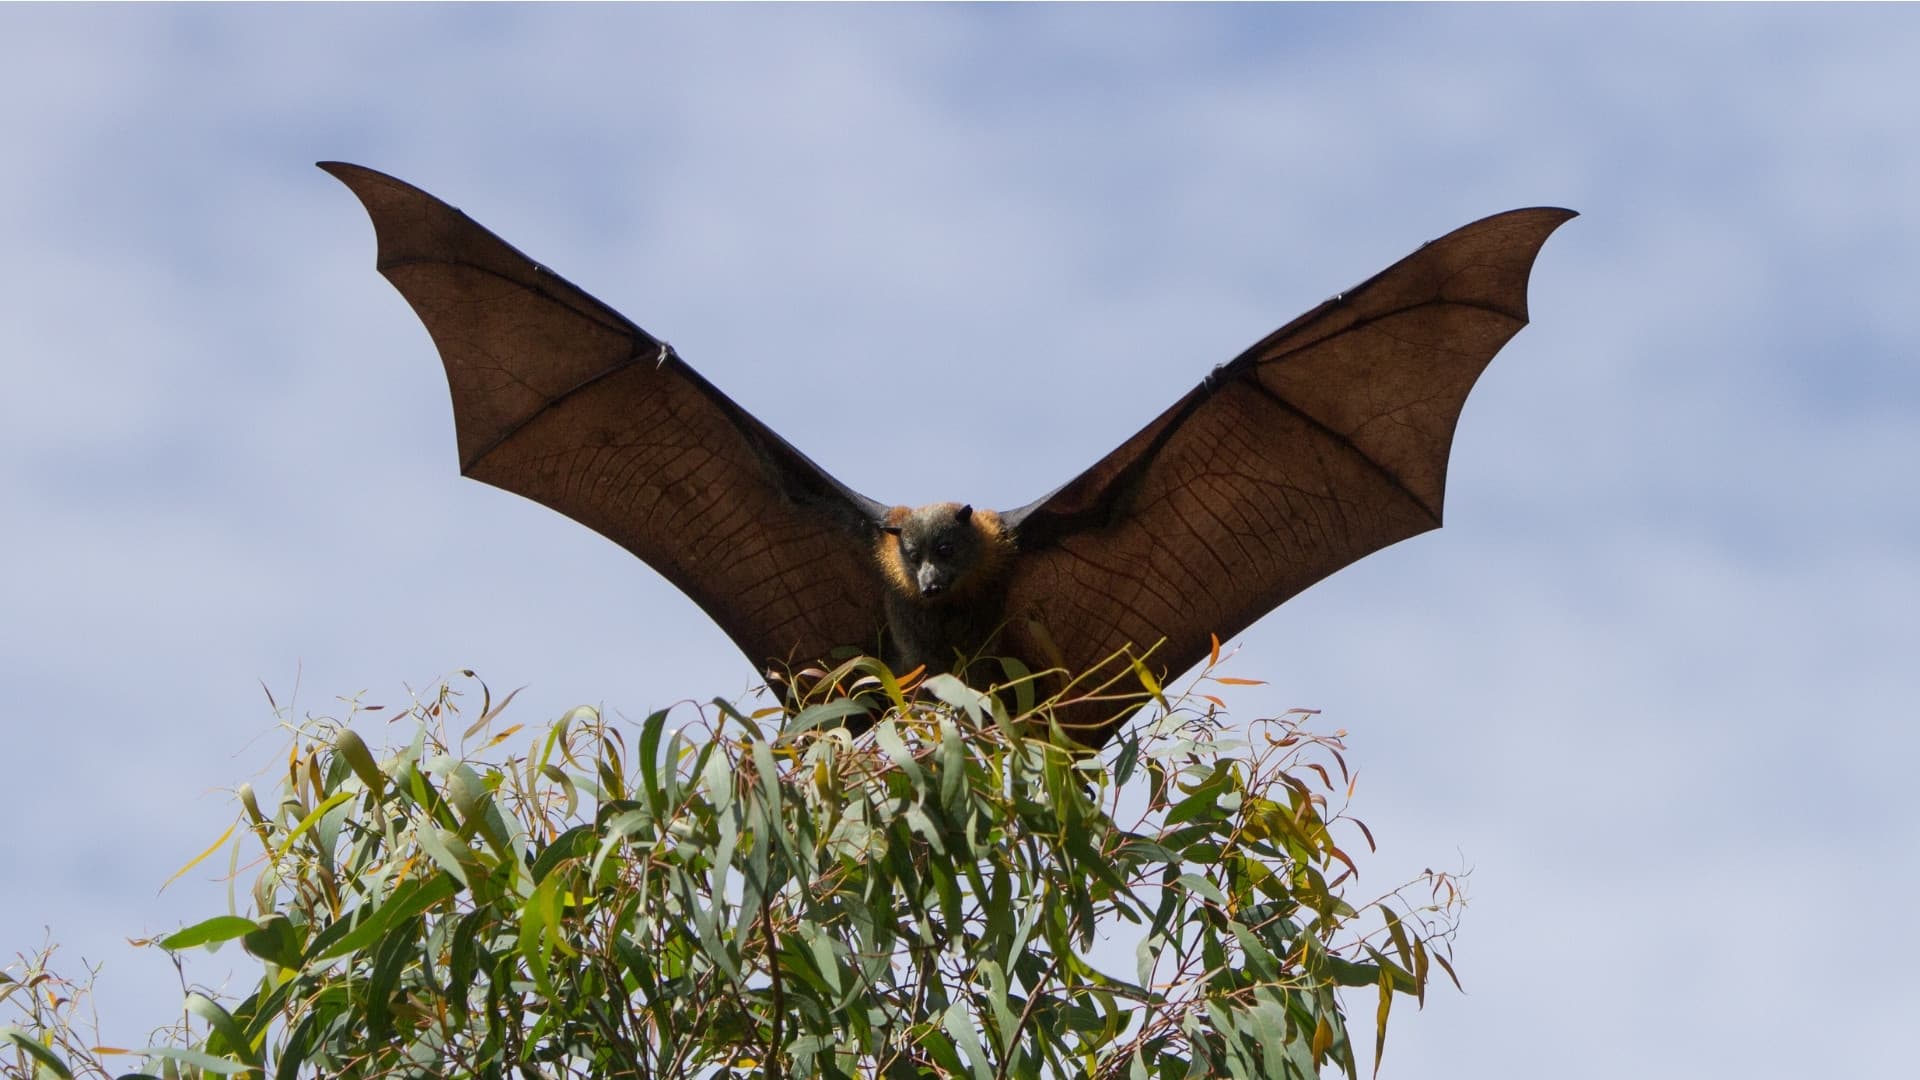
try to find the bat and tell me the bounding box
[320,162,1572,747]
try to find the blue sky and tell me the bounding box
[3,6,1916,1076]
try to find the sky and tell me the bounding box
[2,5,1916,1076]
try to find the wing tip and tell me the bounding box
[1485,204,1578,218]
[1459,205,1580,239]
[1431,206,1578,319]
[1527,205,1580,232]
[316,160,426,203]
[315,159,375,185]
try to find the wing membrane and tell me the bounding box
[321,162,890,674]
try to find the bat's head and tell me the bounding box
[878,502,1011,604]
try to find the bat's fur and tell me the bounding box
[876,503,1014,678]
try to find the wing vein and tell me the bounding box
[1238,376,1441,526]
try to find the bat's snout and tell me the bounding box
[917,564,950,598]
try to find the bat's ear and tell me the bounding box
[954,504,974,525]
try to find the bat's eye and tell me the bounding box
[902,545,920,561]
[935,543,955,558]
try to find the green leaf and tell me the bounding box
[902,804,946,857]
[750,737,785,828]
[996,654,1037,716]
[871,721,924,791]
[1380,903,1414,971]
[638,706,671,817]
[240,914,302,969]
[444,908,491,1019]
[518,873,559,998]
[1112,729,1142,787]
[274,1008,319,1080]
[783,696,869,736]
[1162,788,1223,828]
[414,824,482,889]
[1374,966,1394,1075]
[0,1027,74,1080]
[136,1045,258,1076]
[1320,955,1383,989]
[924,673,987,724]
[188,992,260,1068]
[918,1026,971,1078]
[270,789,352,859]
[936,720,969,818]
[802,922,843,997]
[527,823,596,884]
[310,871,459,963]
[663,728,693,809]
[941,999,995,1080]
[977,959,1020,1055]
[1175,873,1227,907]
[711,801,741,906]
[1226,920,1280,979]
[159,915,258,952]
[362,916,416,1043]
[702,747,734,813]
[332,727,384,797]
[590,805,654,883]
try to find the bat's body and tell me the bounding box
[321,162,1572,746]
[875,502,1016,685]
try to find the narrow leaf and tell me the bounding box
[0,1026,75,1079]
[159,822,237,894]
[159,915,257,952]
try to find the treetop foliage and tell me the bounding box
[4,654,1463,1079]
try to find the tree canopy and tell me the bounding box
[4,656,1461,1079]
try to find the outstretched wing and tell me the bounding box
[320,162,892,675]
[1001,208,1575,706]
